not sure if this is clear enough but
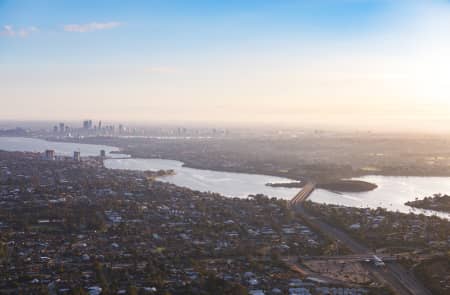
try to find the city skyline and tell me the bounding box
[1,0,450,132]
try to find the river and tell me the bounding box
[0,136,128,158]
[104,157,300,199]
[310,176,450,219]
[1,136,449,218]
[104,158,450,219]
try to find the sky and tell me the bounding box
[1,0,450,132]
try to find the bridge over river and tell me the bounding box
[289,181,316,207]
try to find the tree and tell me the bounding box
[128,285,138,295]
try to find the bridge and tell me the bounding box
[289,181,316,207]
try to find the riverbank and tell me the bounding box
[22,135,450,183]
[405,194,450,213]
[103,157,300,200]
[267,180,377,193]
[266,181,304,188]
[2,136,450,218]
[316,180,378,192]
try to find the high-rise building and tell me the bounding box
[73,151,81,161]
[59,122,65,133]
[83,120,93,129]
[45,150,55,160]
[100,150,106,158]
[98,120,102,129]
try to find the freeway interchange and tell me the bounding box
[290,183,431,295]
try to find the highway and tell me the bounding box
[290,185,431,295]
[289,182,316,207]
[300,254,397,262]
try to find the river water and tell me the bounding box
[1,136,450,218]
[104,158,450,219]
[0,136,128,158]
[104,157,300,199]
[310,176,450,219]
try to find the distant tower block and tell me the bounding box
[73,151,81,162]
[45,149,55,160]
[83,120,93,129]
[100,150,106,158]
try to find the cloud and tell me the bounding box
[64,21,122,32]
[0,25,38,37]
[145,66,183,74]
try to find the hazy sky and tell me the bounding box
[1,0,450,132]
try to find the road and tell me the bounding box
[290,187,431,295]
[301,254,397,262]
[289,182,316,207]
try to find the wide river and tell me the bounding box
[104,158,300,199]
[0,136,128,158]
[1,136,450,219]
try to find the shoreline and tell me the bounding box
[4,135,450,182]
[266,180,378,193]
[18,135,450,180]
[1,137,450,220]
[405,194,450,214]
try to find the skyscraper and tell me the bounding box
[45,150,55,160]
[83,120,93,129]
